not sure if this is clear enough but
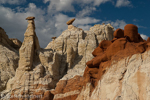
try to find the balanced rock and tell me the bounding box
[52,37,57,40]
[66,18,75,25]
[25,16,35,20]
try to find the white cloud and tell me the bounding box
[133,19,139,22]
[102,19,127,29]
[74,17,100,25]
[0,0,26,4]
[76,7,96,18]
[93,0,111,6]
[45,0,112,13]
[74,17,100,30]
[116,0,132,7]
[43,0,50,4]
[47,0,75,12]
[77,25,92,30]
[76,0,111,6]
[140,34,148,40]
[137,25,147,29]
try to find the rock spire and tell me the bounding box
[18,16,40,71]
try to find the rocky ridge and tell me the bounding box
[0,27,21,93]
[0,17,114,100]
[52,24,150,100]
[1,16,149,100]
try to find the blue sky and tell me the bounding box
[0,0,149,47]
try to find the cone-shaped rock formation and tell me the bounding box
[18,17,40,71]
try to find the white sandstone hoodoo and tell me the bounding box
[18,16,40,71]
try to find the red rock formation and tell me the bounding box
[124,24,139,42]
[147,37,150,42]
[52,24,150,100]
[98,40,112,51]
[92,47,103,57]
[113,28,124,38]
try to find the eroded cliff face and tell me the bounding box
[0,18,114,100]
[45,24,114,80]
[53,24,150,100]
[77,50,150,100]
[1,17,150,100]
[0,27,20,93]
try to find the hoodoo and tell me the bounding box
[18,16,40,71]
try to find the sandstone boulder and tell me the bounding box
[113,28,124,38]
[124,24,139,42]
[92,47,103,57]
[66,18,75,25]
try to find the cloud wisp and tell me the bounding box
[116,0,132,7]
[0,0,26,4]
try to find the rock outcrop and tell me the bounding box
[77,50,150,100]
[52,24,150,100]
[1,15,150,100]
[18,16,40,71]
[0,27,19,93]
[9,38,22,51]
[46,23,114,80]
[1,17,114,100]
[48,24,114,99]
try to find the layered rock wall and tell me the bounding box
[0,27,19,93]
[53,24,150,100]
[1,18,114,100]
[46,24,114,80]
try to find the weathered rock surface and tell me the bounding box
[0,27,21,51]
[77,50,150,100]
[53,24,150,100]
[10,38,22,51]
[1,18,114,100]
[46,24,114,80]
[0,28,19,93]
[18,17,40,71]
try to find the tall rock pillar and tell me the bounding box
[18,17,40,71]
